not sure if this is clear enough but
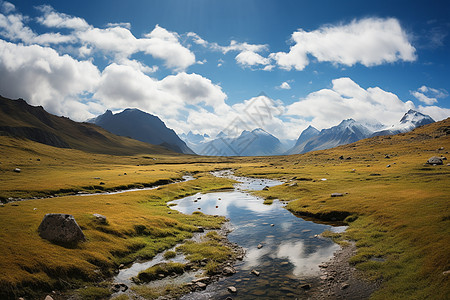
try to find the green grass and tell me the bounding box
[135,262,186,283]
[163,250,177,259]
[176,231,235,275]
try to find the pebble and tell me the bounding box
[196,282,207,289]
[228,286,237,293]
[257,243,263,249]
[251,269,260,276]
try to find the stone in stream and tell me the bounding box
[227,286,237,293]
[38,213,85,244]
[223,266,236,276]
[251,269,260,276]
[257,243,263,249]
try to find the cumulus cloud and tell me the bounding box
[0,5,196,71]
[235,50,271,67]
[271,18,416,71]
[411,85,448,105]
[94,64,227,118]
[0,39,101,120]
[278,82,291,90]
[1,1,15,14]
[36,5,90,30]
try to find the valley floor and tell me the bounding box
[0,119,449,299]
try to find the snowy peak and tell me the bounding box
[399,109,435,127]
[373,110,434,137]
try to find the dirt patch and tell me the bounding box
[310,241,381,300]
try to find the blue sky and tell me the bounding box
[0,0,449,139]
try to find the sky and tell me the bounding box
[0,0,449,140]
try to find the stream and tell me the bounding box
[113,170,345,299]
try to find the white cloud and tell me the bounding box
[417,105,450,121]
[278,82,291,90]
[412,85,448,105]
[235,50,271,67]
[0,39,101,120]
[94,64,227,118]
[141,25,196,71]
[36,5,90,30]
[287,77,417,129]
[1,1,15,14]
[0,5,196,71]
[411,91,437,105]
[271,18,416,71]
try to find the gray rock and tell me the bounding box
[427,156,443,165]
[38,214,85,244]
[44,296,54,300]
[227,286,237,293]
[251,269,260,276]
[223,266,236,276]
[93,213,107,224]
[196,282,207,289]
[263,186,269,191]
[13,168,21,173]
[257,243,263,249]
[331,193,344,197]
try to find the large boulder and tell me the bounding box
[38,213,86,244]
[427,156,443,165]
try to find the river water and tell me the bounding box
[167,171,345,299]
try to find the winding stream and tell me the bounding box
[113,170,345,299]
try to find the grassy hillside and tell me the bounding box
[0,96,178,155]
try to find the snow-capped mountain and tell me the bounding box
[286,125,320,155]
[372,109,435,137]
[195,128,285,156]
[287,110,435,155]
[89,109,194,154]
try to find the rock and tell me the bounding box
[441,156,447,160]
[45,296,54,300]
[93,213,107,224]
[13,168,21,173]
[196,282,207,289]
[94,177,101,179]
[223,266,236,276]
[443,270,450,276]
[270,224,275,227]
[227,286,237,293]
[111,283,128,293]
[38,213,86,244]
[385,155,390,159]
[386,164,391,168]
[346,157,352,160]
[192,277,210,283]
[257,243,263,249]
[427,156,443,165]
[339,155,344,160]
[262,186,269,191]
[341,283,350,289]
[331,193,344,197]
[289,182,298,187]
[99,182,105,185]
[167,211,171,214]
[251,269,260,276]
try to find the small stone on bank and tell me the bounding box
[227,286,237,293]
[427,156,443,165]
[331,193,344,197]
[251,269,260,276]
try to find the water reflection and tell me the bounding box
[169,174,345,299]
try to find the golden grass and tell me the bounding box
[0,119,448,299]
[0,169,234,298]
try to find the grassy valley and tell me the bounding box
[0,113,448,299]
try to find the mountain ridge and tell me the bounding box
[0,96,178,156]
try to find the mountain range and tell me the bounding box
[182,110,435,156]
[1,96,436,157]
[89,109,194,154]
[0,96,179,156]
